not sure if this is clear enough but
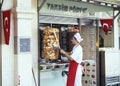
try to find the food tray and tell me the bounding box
[40,63,69,72]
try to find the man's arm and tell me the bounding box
[60,49,73,61]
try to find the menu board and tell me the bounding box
[82,60,96,86]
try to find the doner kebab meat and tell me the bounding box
[42,28,59,60]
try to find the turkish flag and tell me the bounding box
[100,19,113,35]
[2,10,11,45]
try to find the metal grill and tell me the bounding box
[106,76,120,86]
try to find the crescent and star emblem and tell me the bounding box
[4,17,9,32]
[103,23,109,29]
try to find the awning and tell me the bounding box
[38,0,120,19]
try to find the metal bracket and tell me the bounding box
[0,0,4,9]
[113,7,120,19]
[38,0,46,11]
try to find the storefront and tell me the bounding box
[0,0,120,86]
[38,0,120,86]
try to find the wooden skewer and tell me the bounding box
[53,29,60,48]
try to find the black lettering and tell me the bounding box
[69,6,73,12]
[76,7,79,12]
[47,3,51,9]
[73,6,76,12]
[54,4,59,10]
[47,3,87,13]
[78,8,82,12]
[64,6,68,11]
[83,8,87,13]
[50,4,54,10]
[59,5,62,10]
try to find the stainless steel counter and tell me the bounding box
[40,62,68,86]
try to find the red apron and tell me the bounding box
[66,60,78,86]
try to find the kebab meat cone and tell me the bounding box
[42,28,60,60]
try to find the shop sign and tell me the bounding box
[14,37,31,54]
[19,38,30,53]
[47,3,87,13]
[39,0,113,18]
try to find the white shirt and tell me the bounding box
[70,44,83,86]
[71,44,83,64]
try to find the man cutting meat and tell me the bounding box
[60,32,83,86]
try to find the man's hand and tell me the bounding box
[60,49,66,54]
[53,47,61,50]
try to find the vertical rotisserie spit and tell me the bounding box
[42,28,59,60]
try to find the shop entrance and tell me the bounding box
[38,0,120,86]
[38,14,99,86]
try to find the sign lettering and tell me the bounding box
[47,3,87,13]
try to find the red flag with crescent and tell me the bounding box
[2,10,11,45]
[100,19,113,35]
